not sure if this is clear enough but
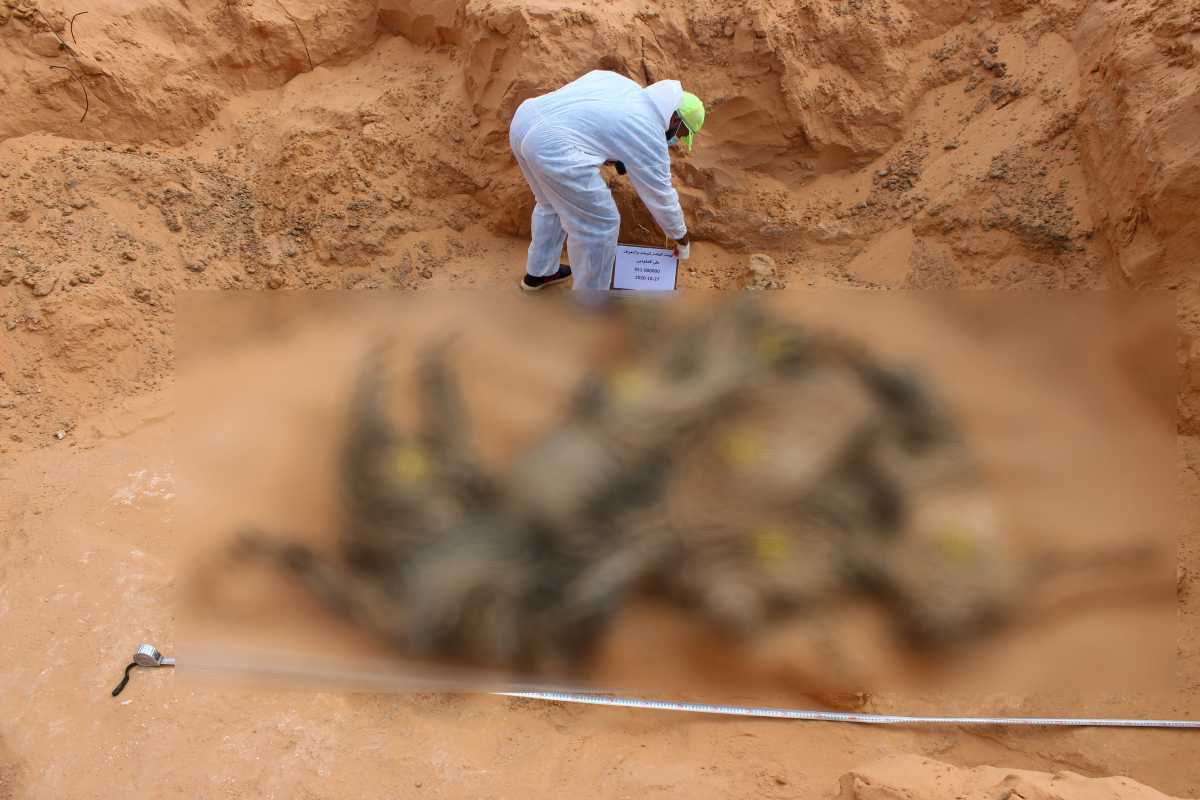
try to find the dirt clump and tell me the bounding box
[743,253,785,289]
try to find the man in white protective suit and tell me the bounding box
[509,70,706,291]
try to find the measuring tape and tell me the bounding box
[117,644,1200,729]
[496,691,1200,729]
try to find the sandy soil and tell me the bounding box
[2,0,1199,796]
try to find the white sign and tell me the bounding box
[613,244,677,291]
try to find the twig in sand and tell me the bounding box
[69,11,87,45]
[35,8,78,55]
[31,8,102,123]
[273,0,314,72]
[49,64,89,122]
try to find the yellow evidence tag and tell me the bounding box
[610,367,651,403]
[753,528,791,564]
[755,330,790,364]
[936,527,978,562]
[721,426,764,468]
[391,443,429,483]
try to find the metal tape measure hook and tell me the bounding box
[112,642,175,697]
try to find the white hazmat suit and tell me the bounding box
[510,70,688,290]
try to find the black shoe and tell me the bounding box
[520,265,572,292]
